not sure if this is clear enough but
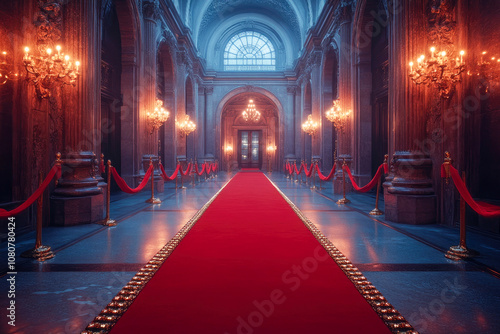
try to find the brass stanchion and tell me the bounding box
[21,170,55,261]
[146,156,161,204]
[310,161,317,190]
[179,163,186,189]
[301,160,306,184]
[100,160,117,226]
[445,170,475,260]
[370,154,388,215]
[337,158,350,204]
[191,159,195,187]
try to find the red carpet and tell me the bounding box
[109,173,393,334]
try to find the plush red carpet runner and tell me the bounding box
[109,172,392,334]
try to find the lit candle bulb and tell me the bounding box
[64,55,70,64]
[430,47,436,58]
[24,47,29,60]
[409,61,414,73]
[56,45,61,57]
[46,48,52,55]
[75,61,80,71]
[459,50,464,64]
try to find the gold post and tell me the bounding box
[146,156,161,204]
[311,161,317,190]
[337,158,350,204]
[301,160,305,184]
[445,170,474,260]
[191,159,195,187]
[100,160,117,226]
[21,168,54,261]
[443,151,452,184]
[370,154,387,215]
[179,161,186,189]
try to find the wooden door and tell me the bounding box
[238,130,262,168]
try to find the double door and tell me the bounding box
[238,130,262,169]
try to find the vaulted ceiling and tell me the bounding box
[170,0,327,69]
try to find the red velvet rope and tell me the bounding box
[294,164,303,175]
[316,163,337,181]
[449,165,500,217]
[343,164,386,193]
[304,163,314,178]
[160,164,180,181]
[111,165,153,194]
[180,163,192,176]
[195,163,206,176]
[205,163,212,175]
[0,165,61,218]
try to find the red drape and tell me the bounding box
[160,164,180,181]
[344,164,385,193]
[0,165,61,218]
[316,163,337,181]
[111,165,153,194]
[450,166,500,217]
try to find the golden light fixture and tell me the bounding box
[242,99,261,122]
[302,114,318,136]
[325,99,351,132]
[23,45,80,99]
[409,46,466,99]
[147,99,170,134]
[266,144,277,154]
[224,145,233,155]
[0,51,19,85]
[176,114,196,137]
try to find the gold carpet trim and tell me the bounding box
[266,175,418,334]
[82,178,232,334]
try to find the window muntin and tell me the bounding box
[224,31,276,71]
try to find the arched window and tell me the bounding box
[224,31,276,71]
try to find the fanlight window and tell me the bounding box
[224,31,276,71]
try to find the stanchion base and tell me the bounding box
[445,245,478,260]
[178,186,187,189]
[337,197,350,205]
[100,219,117,227]
[310,186,318,190]
[21,245,55,261]
[369,208,384,216]
[146,197,162,204]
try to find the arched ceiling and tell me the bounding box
[171,0,327,69]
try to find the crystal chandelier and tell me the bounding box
[242,99,261,122]
[325,99,351,132]
[176,114,196,137]
[0,51,19,85]
[147,99,170,134]
[23,45,80,99]
[408,47,466,99]
[302,114,318,136]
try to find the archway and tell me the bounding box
[221,93,279,171]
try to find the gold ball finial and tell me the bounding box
[384,154,389,163]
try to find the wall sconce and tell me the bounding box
[0,51,19,85]
[325,99,351,132]
[23,45,80,99]
[176,114,196,137]
[147,99,170,134]
[409,46,466,99]
[302,114,318,137]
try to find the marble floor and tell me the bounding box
[1,172,500,333]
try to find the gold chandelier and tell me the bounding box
[242,99,261,122]
[409,47,466,99]
[325,99,351,132]
[147,99,170,133]
[0,51,19,85]
[23,45,80,99]
[176,114,196,137]
[302,114,318,136]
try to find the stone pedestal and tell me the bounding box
[384,151,436,224]
[50,152,104,225]
[334,154,353,194]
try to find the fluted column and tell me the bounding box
[338,5,353,158]
[204,86,215,159]
[285,86,298,160]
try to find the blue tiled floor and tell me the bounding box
[1,172,499,333]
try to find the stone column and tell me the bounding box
[197,85,206,159]
[384,1,436,224]
[141,0,163,192]
[175,51,187,159]
[285,86,297,161]
[310,51,322,161]
[50,0,104,225]
[204,86,215,159]
[334,5,353,194]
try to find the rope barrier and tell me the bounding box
[304,163,314,178]
[160,164,181,181]
[294,163,303,175]
[315,163,337,181]
[180,163,192,176]
[0,164,61,218]
[343,163,388,193]
[110,165,153,194]
[448,165,500,217]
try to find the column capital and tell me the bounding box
[287,85,299,95]
[143,0,160,22]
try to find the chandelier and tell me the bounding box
[408,47,466,99]
[23,45,80,99]
[0,51,19,85]
[176,114,196,137]
[147,99,170,133]
[242,99,261,122]
[325,99,351,132]
[302,115,318,136]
